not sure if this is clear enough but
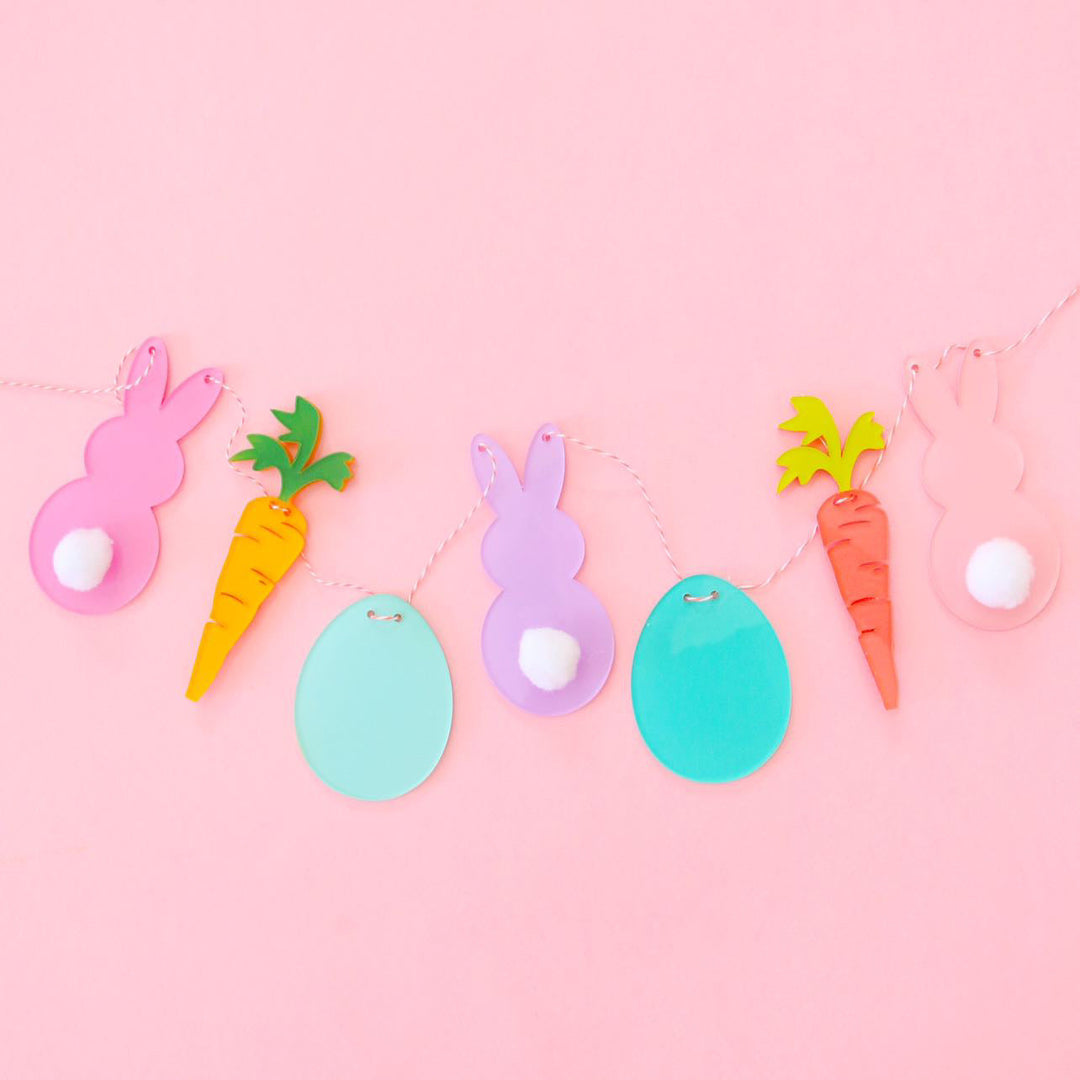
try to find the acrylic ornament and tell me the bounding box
[632,575,791,783]
[908,342,1060,629]
[29,338,222,614]
[777,397,897,709]
[470,423,615,716]
[186,397,354,700]
[295,596,453,801]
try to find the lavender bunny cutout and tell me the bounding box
[30,338,222,614]
[471,423,615,715]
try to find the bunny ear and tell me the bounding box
[522,422,565,507]
[160,368,223,439]
[957,342,999,424]
[908,356,960,435]
[471,434,521,513]
[122,337,169,415]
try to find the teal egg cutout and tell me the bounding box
[295,596,453,801]
[631,574,791,782]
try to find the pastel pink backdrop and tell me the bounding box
[2,3,1078,1077]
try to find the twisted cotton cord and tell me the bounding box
[6,282,1077,598]
[978,284,1079,359]
[298,554,375,593]
[734,519,821,591]
[295,445,496,600]
[854,340,962,491]
[205,374,269,497]
[857,284,1079,490]
[548,433,683,581]
[0,341,156,399]
[557,284,1080,591]
[407,444,496,603]
[552,431,818,592]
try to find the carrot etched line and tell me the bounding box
[186,397,354,701]
[777,396,897,710]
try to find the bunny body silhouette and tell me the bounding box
[30,338,222,614]
[909,342,1060,629]
[471,423,615,715]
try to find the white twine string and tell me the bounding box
[0,341,156,400]
[558,282,1080,592]
[5,283,1077,599]
[857,283,1079,490]
[978,284,1079,359]
[551,431,817,592]
[549,433,683,581]
[407,445,496,604]
[206,374,269,497]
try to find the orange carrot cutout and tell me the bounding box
[186,397,354,701]
[777,397,897,710]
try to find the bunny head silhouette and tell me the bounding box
[909,342,1060,628]
[85,340,223,504]
[471,424,586,588]
[29,338,222,615]
[910,349,1025,507]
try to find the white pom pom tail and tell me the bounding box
[53,527,114,591]
[965,537,1035,610]
[518,627,581,691]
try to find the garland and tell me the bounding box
[3,287,1071,799]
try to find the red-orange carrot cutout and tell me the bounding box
[778,397,897,709]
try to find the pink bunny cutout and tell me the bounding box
[908,341,1060,629]
[471,423,615,715]
[30,338,223,614]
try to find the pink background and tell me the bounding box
[2,2,1079,1076]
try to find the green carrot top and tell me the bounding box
[231,396,355,502]
[776,396,885,493]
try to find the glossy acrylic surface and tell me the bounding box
[471,423,615,715]
[6,6,1080,1073]
[295,595,453,801]
[816,490,897,709]
[909,342,1061,629]
[29,338,222,614]
[631,574,791,782]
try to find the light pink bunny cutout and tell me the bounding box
[30,338,223,614]
[909,342,1060,629]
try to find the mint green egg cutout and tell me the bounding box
[631,574,791,783]
[295,596,453,801]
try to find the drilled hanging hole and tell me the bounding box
[367,610,403,623]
